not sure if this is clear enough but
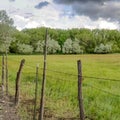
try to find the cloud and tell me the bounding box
[9,0,15,1]
[25,21,40,28]
[35,1,49,9]
[53,0,120,21]
[13,15,29,22]
[24,13,34,18]
[97,19,119,29]
[54,0,110,4]
[3,0,119,30]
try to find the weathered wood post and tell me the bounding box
[15,59,25,106]
[5,52,8,95]
[2,54,5,93]
[77,60,85,120]
[33,65,39,120]
[38,28,48,120]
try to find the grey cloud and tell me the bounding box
[54,0,120,21]
[24,13,34,18]
[35,1,49,9]
[54,0,110,4]
[9,0,15,2]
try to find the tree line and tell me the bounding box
[0,10,120,54]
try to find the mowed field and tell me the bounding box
[0,54,120,120]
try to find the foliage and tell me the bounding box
[0,10,14,26]
[94,43,112,54]
[72,38,83,54]
[34,36,61,54]
[62,38,73,53]
[23,27,120,54]
[47,36,61,54]
[34,40,44,53]
[17,44,33,54]
[62,38,83,54]
[10,30,31,53]
[0,10,14,53]
[0,43,7,53]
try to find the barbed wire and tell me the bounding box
[46,74,77,83]
[84,83,120,98]
[83,76,120,82]
[40,68,120,82]
[2,59,120,82]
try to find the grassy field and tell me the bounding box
[0,54,120,120]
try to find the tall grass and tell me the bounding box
[0,54,120,120]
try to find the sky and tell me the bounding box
[0,0,120,30]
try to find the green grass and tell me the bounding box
[0,54,120,120]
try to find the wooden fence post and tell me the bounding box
[15,59,25,106]
[5,53,8,95]
[38,28,48,120]
[2,54,5,93]
[77,60,85,120]
[33,65,39,120]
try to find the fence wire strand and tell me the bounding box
[38,67,120,82]
[7,58,120,82]
[84,83,120,98]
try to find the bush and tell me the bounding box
[112,44,120,53]
[17,44,33,54]
[34,37,61,54]
[47,38,61,54]
[72,39,83,54]
[63,38,83,54]
[34,41,44,53]
[62,39,73,53]
[94,43,112,54]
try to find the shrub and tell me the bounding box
[34,41,44,53]
[62,38,73,53]
[17,44,33,54]
[94,43,112,54]
[72,39,83,54]
[34,37,61,54]
[63,38,83,54]
[47,38,61,54]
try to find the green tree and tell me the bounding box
[10,30,31,53]
[0,10,14,26]
[0,10,14,53]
